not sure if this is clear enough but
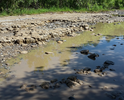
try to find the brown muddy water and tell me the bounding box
[0,23,124,100]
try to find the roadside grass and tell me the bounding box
[0,7,124,17]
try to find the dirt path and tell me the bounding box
[0,13,109,22]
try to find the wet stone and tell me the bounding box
[20,84,27,89]
[26,85,37,92]
[80,50,89,55]
[54,82,60,88]
[110,48,115,50]
[76,79,83,85]
[84,67,91,71]
[40,82,50,89]
[61,78,66,83]
[76,70,83,74]
[68,96,75,100]
[105,92,116,99]
[67,76,78,82]
[105,91,122,99]
[109,69,115,71]
[102,72,107,75]
[51,79,58,83]
[94,69,102,73]
[118,97,124,100]
[74,69,77,71]
[96,66,101,69]
[104,60,114,65]
[88,53,99,60]
[66,79,80,88]
[113,44,116,46]
[65,76,82,88]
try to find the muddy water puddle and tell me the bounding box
[1,23,124,100]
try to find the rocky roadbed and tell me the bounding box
[0,11,124,81]
[0,11,124,100]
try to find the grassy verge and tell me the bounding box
[1,7,124,17]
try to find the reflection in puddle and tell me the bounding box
[6,22,124,76]
[1,22,124,100]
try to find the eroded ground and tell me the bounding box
[0,12,124,100]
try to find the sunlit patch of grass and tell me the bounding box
[0,7,124,17]
[0,11,8,17]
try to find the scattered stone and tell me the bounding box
[67,76,78,82]
[104,60,114,65]
[45,52,53,54]
[98,73,104,77]
[91,33,95,35]
[61,78,66,83]
[65,76,83,88]
[105,91,122,99]
[102,72,107,75]
[51,79,58,83]
[68,96,75,100]
[65,79,79,88]
[40,82,50,89]
[80,50,89,55]
[89,85,92,88]
[76,70,83,74]
[110,48,115,50]
[104,86,109,89]
[21,44,28,47]
[109,69,115,71]
[97,33,102,36]
[26,85,37,93]
[118,96,124,100]
[88,53,99,60]
[105,92,116,99]
[94,69,102,73]
[84,67,91,71]
[75,67,91,75]
[76,79,83,85]
[54,82,60,88]
[57,40,63,44]
[113,44,116,46]
[0,71,4,75]
[96,66,101,69]
[20,84,27,89]
[20,51,28,54]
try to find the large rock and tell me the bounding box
[65,79,79,88]
[88,53,99,60]
[65,76,83,88]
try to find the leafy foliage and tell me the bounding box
[0,0,124,13]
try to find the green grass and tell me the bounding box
[1,7,124,17]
